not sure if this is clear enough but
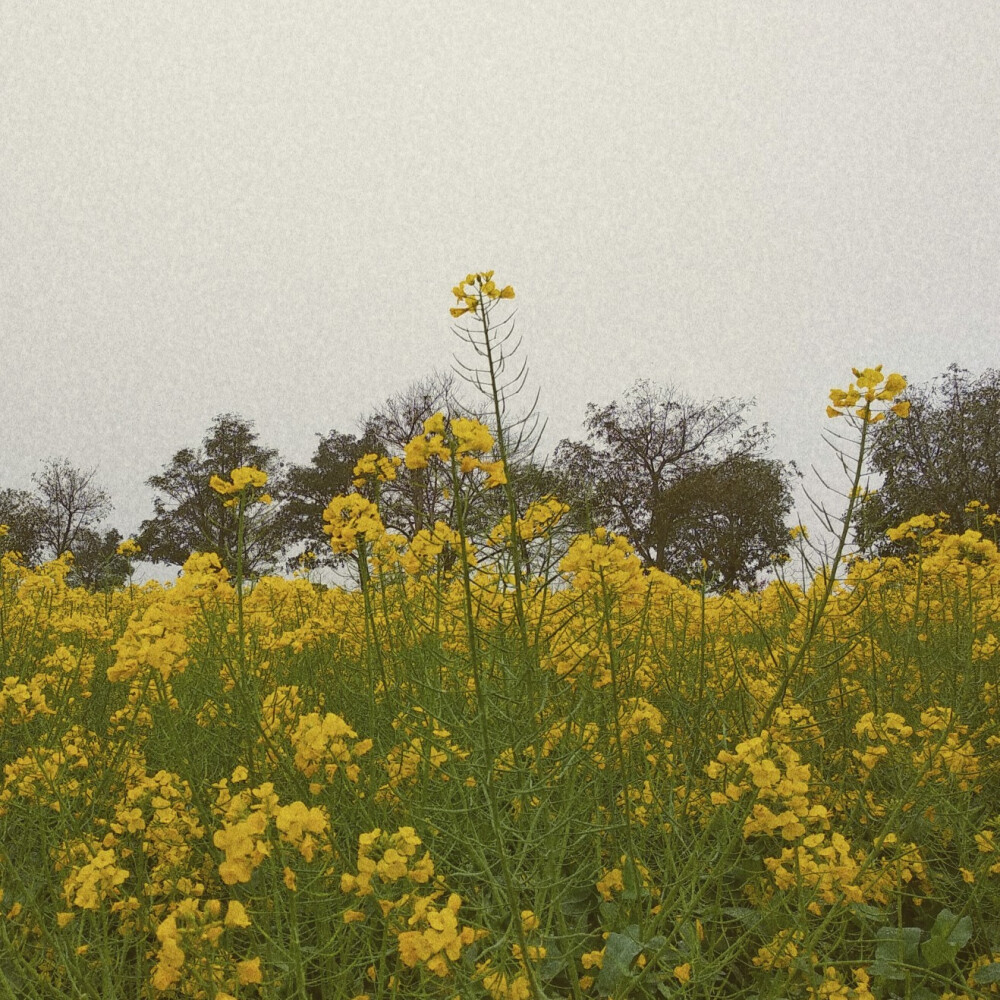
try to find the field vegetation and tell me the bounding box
[2,274,1000,1000]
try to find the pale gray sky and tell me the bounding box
[2,2,998,558]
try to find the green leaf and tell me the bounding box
[920,935,957,970]
[974,962,1000,985]
[921,908,972,968]
[873,926,922,979]
[936,909,972,949]
[622,857,648,901]
[677,920,702,955]
[722,906,763,930]
[559,885,596,918]
[848,902,888,924]
[645,934,666,954]
[537,951,566,981]
[876,926,922,960]
[595,930,643,996]
[869,959,906,981]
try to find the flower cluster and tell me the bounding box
[489,496,570,545]
[403,412,507,487]
[211,781,279,885]
[559,527,647,595]
[827,365,909,422]
[322,494,385,554]
[340,827,435,897]
[60,847,130,911]
[288,710,373,792]
[378,707,471,803]
[209,465,272,507]
[449,270,514,318]
[706,733,830,841]
[400,520,476,575]
[274,800,330,862]
[115,537,141,557]
[352,452,402,489]
[396,891,477,977]
[151,896,262,996]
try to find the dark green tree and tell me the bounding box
[138,414,287,577]
[278,428,380,571]
[553,380,795,588]
[853,364,1000,556]
[66,527,135,591]
[650,453,797,590]
[0,488,47,564]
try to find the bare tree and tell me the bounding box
[32,458,113,558]
[363,371,464,535]
[361,371,557,544]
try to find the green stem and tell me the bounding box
[235,492,246,675]
[450,451,543,1000]
[357,537,390,709]
[477,290,532,676]
[759,412,871,728]
[599,569,641,934]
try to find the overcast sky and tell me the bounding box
[2,3,998,564]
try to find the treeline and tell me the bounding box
[1,363,996,592]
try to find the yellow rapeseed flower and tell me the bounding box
[449,271,515,316]
[210,466,271,507]
[237,957,264,985]
[224,900,251,927]
[828,365,908,422]
[323,495,385,554]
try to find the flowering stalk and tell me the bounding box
[760,366,909,727]
[451,272,542,713]
[0,527,10,670]
[235,490,247,670]
[356,534,390,704]
[209,467,272,674]
[597,567,642,935]
[322,491,391,713]
[447,444,543,1000]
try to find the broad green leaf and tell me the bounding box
[559,886,596,918]
[869,959,906,981]
[622,857,647,901]
[940,910,972,949]
[722,906,763,930]
[595,930,643,996]
[873,926,923,979]
[848,902,888,924]
[922,909,972,968]
[974,963,1000,985]
[921,934,958,970]
[875,926,922,962]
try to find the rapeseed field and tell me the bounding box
[2,276,999,999]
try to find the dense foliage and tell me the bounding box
[853,364,1000,557]
[137,414,287,578]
